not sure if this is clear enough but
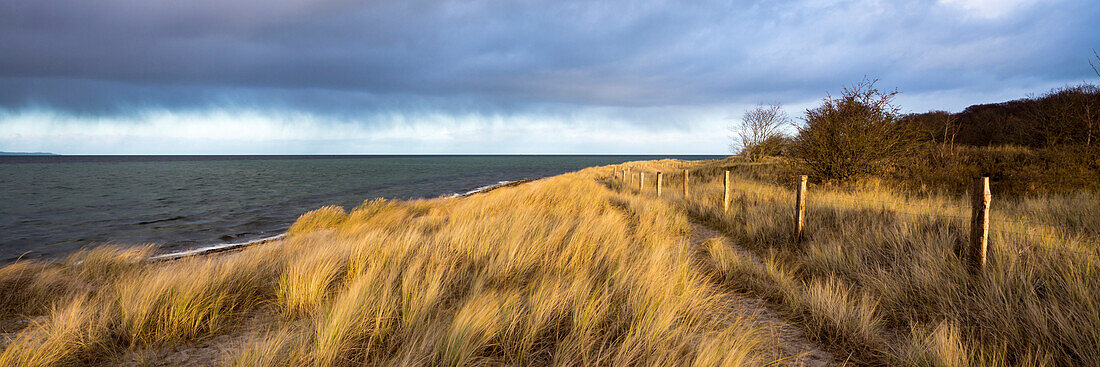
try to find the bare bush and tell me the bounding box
[731,103,790,161]
[791,79,910,181]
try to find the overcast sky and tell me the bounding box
[1,0,1098,154]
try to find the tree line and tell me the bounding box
[732,52,1100,188]
[904,84,1100,148]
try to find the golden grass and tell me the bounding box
[0,163,772,366]
[3,156,1095,366]
[226,327,298,367]
[632,157,1100,366]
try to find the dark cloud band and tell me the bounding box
[2,0,1098,116]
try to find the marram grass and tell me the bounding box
[650,157,1100,366]
[1,158,1097,366]
[0,163,770,366]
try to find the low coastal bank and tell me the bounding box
[2,157,1098,366]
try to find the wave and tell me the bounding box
[135,215,187,225]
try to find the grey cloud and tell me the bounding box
[1,0,1098,116]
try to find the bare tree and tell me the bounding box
[730,103,790,161]
[1025,84,1100,147]
[902,110,960,150]
[937,113,961,151]
[1092,49,1100,77]
[1070,83,1099,148]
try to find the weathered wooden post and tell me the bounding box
[723,170,730,212]
[969,177,991,274]
[656,172,663,197]
[683,169,689,199]
[639,172,645,192]
[795,175,807,241]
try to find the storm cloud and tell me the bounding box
[1,0,1098,153]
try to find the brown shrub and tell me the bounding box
[792,79,912,182]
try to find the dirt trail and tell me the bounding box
[599,176,836,365]
[687,221,839,367]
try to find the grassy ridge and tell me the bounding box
[622,158,1100,366]
[0,164,769,366]
[1,158,1098,366]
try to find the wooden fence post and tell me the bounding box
[656,172,663,197]
[795,175,807,241]
[683,169,689,199]
[969,177,991,274]
[639,172,645,192]
[723,170,730,212]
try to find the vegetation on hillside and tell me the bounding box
[904,84,1100,149]
[619,158,1100,366]
[0,167,775,366]
[730,76,1100,194]
[1,157,1097,366]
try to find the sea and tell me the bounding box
[0,155,721,262]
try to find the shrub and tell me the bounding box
[792,79,911,181]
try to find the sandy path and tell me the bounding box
[687,220,838,367]
[600,176,837,365]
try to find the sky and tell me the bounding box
[1,0,1098,154]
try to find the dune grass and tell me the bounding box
[618,158,1100,366]
[0,165,773,366]
[2,157,1096,366]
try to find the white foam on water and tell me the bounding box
[446,180,514,198]
[149,233,287,261]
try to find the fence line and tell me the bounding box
[611,168,1100,265]
[619,170,1093,215]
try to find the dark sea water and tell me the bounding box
[0,155,720,262]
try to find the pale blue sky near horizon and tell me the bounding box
[1,0,1098,154]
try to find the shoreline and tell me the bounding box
[446,178,539,198]
[148,177,540,262]
[147,233,288,262]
